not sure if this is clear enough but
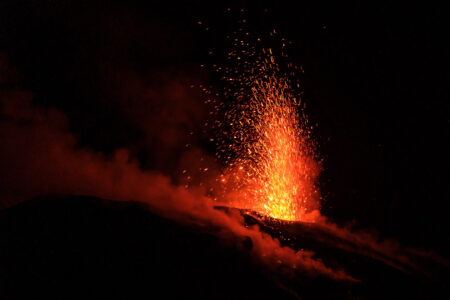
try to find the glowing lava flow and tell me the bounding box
[213,43,321,221]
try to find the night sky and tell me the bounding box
[1,0,449,292]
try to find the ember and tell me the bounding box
[210,31,320,221]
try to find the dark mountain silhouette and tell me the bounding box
[1,196,448,299]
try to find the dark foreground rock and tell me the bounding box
[0,196,448,299]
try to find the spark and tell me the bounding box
[204,20,320,221]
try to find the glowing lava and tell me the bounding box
[193,24,321,221]
[245,80,318,221]
[211,40,320,221]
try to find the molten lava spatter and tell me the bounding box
[245,80,318,221]
[206,30,320,221]
[226,65,319,220]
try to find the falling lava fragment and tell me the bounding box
[214,42,320,221]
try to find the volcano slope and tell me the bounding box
[0,196,448,299]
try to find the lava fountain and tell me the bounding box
[213,39,321,221]
[244,79,319,221]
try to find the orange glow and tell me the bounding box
[247,85,317,220]
[213,41,320,221]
